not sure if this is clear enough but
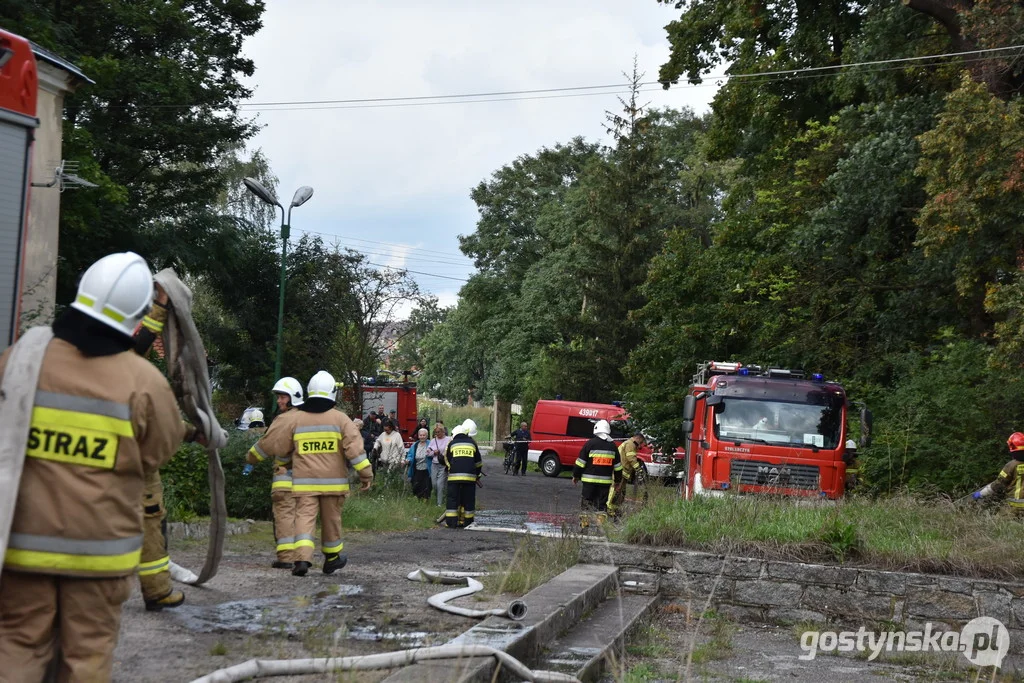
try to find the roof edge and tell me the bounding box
[29,41,94,85]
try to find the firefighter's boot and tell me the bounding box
[323,553,348,575]
[292,561,312,577]
[145,589,185,612]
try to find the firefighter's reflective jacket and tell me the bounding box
[0,338,184,577]
[988,458,1024,509]
[573,436,623,486]
[250,407,370,496]
[444,434,482,483]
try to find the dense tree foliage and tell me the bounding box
[426,0,1024,493]
[0,0,265,301]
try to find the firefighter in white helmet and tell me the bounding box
[443,419,483,528]
[573,419,623,528]
[250,371,372,576]
[0,252,184,680]
[245,376,304,568]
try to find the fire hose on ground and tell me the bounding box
[190,570,540,682]
[188,645,580,683]
[406,568,528,620]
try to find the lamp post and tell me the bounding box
[243,178,314,387]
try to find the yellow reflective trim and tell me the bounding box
[352,458,371,471]
[276,542,297,551]
[27,424,120,470]
[138,556,170,576]
[76,294,95,307]
[141,316,164,333]
[4,547,141,573]
[581,475,613,484]
[294,539,316,549]
[101,306,125,323]
[448,474,478,482]
[271,480,293,490]
[292,483,350,492]
[323,541,344,553]
[248,445,265,462]
[32,406,133,437]
[294,432,339,455]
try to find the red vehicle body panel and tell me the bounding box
[342,384,418,443]
[527,399,670,477]
[0,28,38,349]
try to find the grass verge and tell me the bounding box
[620,492,1024,578]
[481,534,582,595]
[342,468,439,532]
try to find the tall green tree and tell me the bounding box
[0,0,265,300]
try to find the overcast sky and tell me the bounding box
[240,1,719,311]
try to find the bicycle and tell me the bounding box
[502,435,516,474]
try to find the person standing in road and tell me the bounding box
[252,371,373,576]
[572,420,623,528]
[406,428,433,500]
[0,252,185,681]
[427,423,452,507]
[245,376,305,569]
[512,421,531,476]
[444,420,483,528]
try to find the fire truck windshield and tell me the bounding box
[713,396,843,450]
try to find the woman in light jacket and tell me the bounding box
[426,423,451,506]
[405,428,433,500]
[373,419,406,473]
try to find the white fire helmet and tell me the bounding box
[272,376,304,407]
[70,252,154,337]
[451,425,466,437]
[461,419,478,437]
[594,420,611,437]
[307,370,338,403]
[249,409,264,424]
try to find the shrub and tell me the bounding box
[162,429,274,521]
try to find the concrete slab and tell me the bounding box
[382,564,619,683]
[536,592,660,682]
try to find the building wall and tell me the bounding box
[20,62,71,329]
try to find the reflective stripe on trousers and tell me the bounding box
[5,533,143,574]
[138,555,170,576]
[292,477,348,493]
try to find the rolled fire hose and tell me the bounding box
[189,644,580,683]
[0,326,55,592]
[154,268,229,585]
[407,568,528,621]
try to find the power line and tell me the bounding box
[116,44,1024,111]
[294,225,473,260]
[364,262,469,282]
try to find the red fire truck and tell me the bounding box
[679,361,872,500]
[341,380,418,443]
[0,29,38,350]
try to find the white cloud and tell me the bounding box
[241,2,718,304]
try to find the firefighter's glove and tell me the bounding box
[242,464,254,476]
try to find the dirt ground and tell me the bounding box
[114,465,1012,682]
[114,460,576,682]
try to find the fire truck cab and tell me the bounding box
[680,361,871,500]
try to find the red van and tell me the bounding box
[527,399,674,478]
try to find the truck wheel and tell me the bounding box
[540,453,561,478]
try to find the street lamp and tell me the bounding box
[243,177,314,391]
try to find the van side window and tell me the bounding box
[566,417,596,438]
